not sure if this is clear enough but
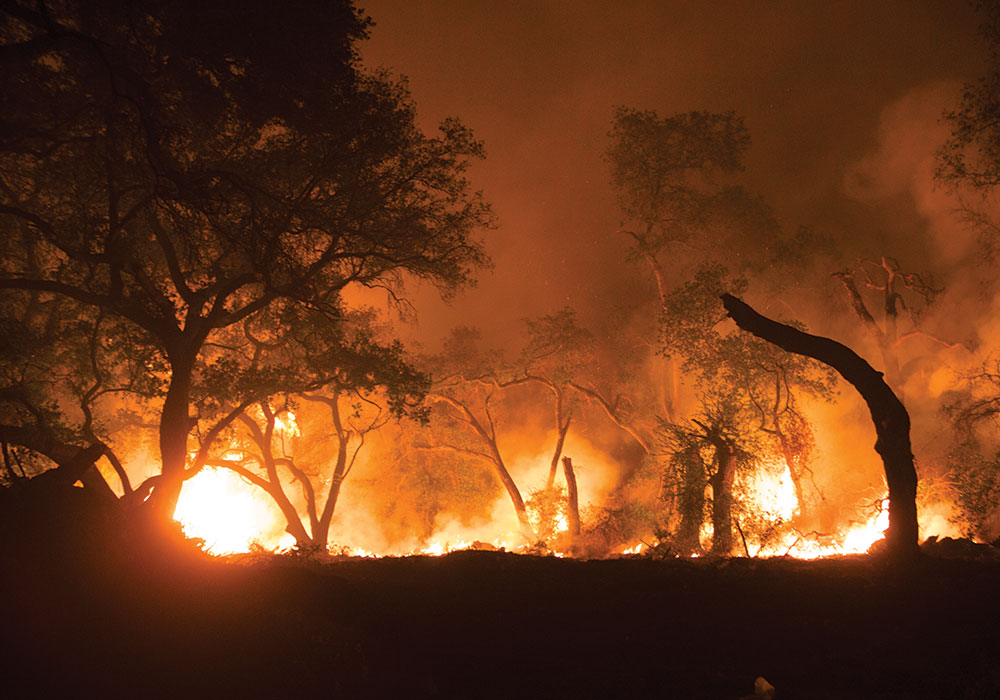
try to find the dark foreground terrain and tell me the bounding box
[2,492,999,699]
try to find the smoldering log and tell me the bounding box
[720,293,918,559]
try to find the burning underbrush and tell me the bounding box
[172,447,965,561]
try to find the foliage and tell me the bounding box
[944,359,1000,539]
[0,286,160,493]
[369,423,501,542]
[581,499,663,556]
[525,485,568,545]
[517,307,595,384]
[606,107,784,285]
[938,2,1000,191]
[607,108,750,231]
[0,0,491,509]
[660,264,834,469]
[946,440,1000,540]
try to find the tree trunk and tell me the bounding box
[254,407,311,547]
[675,454,705,554]
[32,443,107,489]
[266,481,311,546]
[708,438,736,555]
[489,442,534,539]
[150,351,196,522]
[546,415,571,489]
[315,399,351,547]
[0,427,114,500]
[721,294,919,560]
[77,464,118,503]
[561,456,581,538]
[643,247,679,423]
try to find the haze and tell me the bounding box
[360,1,983,348]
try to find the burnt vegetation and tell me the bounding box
[3,1,1000,698]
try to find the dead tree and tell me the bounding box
[720,294,919,559]
[832,257,943,397]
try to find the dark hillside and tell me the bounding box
[3,503,998,700]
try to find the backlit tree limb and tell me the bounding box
[720,293,918,559]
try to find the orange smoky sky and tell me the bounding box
[358,1,984,350]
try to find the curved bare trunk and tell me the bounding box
[721,294,919,560]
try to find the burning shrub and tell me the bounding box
[525,485,570,546]
[947,443,1000,540]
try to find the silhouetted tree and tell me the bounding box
[606,107,779,421]
[424,315,647,547]
[658,392,758,555]
[514,309,591,489]
[660,266,835,534]
[198,309,428,549]
[0,290,152,498]
[0,0,492,525]
[422,327,535,537]
[833,257,944,397]
[938,2,1000,191]
[721,294,920,560]
[943,359,1000,541]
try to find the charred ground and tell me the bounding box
[3,495,998,700]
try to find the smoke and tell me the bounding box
[843,81,975,266]
[117,3,992,552]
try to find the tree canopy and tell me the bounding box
[0,0,493,521]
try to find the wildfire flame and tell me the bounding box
[735,460,894,558]
[173,440,963,560]
[273,411,300,437]
[173,467,294,554]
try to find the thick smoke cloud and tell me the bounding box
[359,0,984,351]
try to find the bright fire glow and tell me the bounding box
[172,445,962,561]
[273,411,300,437]
[737,461,892,558]
[173,467,293,554]
[739,460,799,522]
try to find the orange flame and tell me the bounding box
[173,439,963,560]
[173,467,293,554]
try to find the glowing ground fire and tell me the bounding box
[173,454,959,559]
[173,467,294,555]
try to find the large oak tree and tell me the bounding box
[0,0,492,524]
